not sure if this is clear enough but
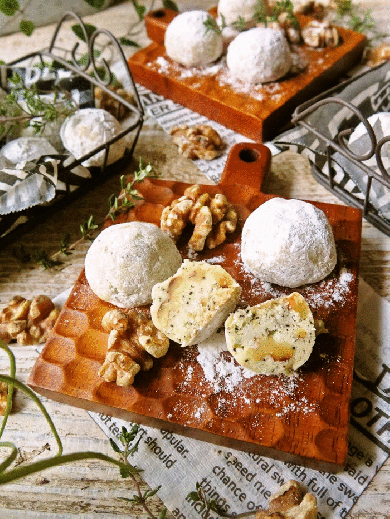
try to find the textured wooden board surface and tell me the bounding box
[28,143,362,470]
[128,10,367,141]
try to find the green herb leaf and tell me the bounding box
[162,0,179,12]
[203,16,222,35]
[143,485,161,499]
[231,16,247,32]
[109,438,121,453]
[83,0,106,8]
[71,23,97,42]
[130,0,146,21]
[0,0,19,17]
[119,466,132,479]
[158,509,168,519]
[19,20,35,36]
[119,37,140,47]
[31,249,63,270]
[59,233,72,256]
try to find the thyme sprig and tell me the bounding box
[13,158,158,268]
[107,159,158,221]
[187,482,262,518]
[0,72,76,141]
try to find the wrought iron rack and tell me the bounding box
[0,11,144,248]
[290,63,390,236]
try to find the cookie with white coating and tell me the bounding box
[241,197,337,288]
[85,222,182,309]
[164,10,223,67]
[151,259,241,347]
[225,293,316,375]
[217,0,263,26]
[226,27,292,84]
[60,108,126,167]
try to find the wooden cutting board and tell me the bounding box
[28,142,362,470]
[127,8,367,141]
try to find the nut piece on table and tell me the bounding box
[0,381,10,415]
[99,308,170,387]
[169,124,226,161]
[366,44,390,67]
[94,85,136,120]
[256,480,317,519]
[0,295,59,346]
[160,185,238,251]
[302,20,340,48]
[99,351,141,387]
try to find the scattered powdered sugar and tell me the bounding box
[152,56,225,81]
[233,242,354,311]
[196,331,256,393]
[276,397,318,417]
[205,255,225,264]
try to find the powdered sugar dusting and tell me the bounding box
[232,242,354,311]
[196,331,256,393]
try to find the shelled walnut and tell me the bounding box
[0,295,59,346]
[256,480,317,519]
[94,85,136,120]
[99,308,169,387]
[160,184,237,251]
[169,124,226,161]
[301,20,340,47]
[0,381,10,415]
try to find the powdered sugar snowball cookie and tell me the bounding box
[0,137,58,163]
[164,11,223,67]
[241,197,337,288]
[225,293,316,375]
[218,0,261,26]
[226,27,292,83]
[60,108,126,167]
[84,222,182,309]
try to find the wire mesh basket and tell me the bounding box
[0,11,144,248]
[274,60,390,236]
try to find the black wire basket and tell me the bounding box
[0,11,144,248]
[275,60,390,236]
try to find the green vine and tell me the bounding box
[0,339,169,518]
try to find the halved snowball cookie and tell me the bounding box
[85,222,182,308]
[241,198,337,288]
[226,27,292,83]
[151,260,241,347]
[164,10,223,67]
[225,293,316,375]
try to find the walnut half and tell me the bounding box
[0,381,10,415]
[160,185,237,251]
[302,20,340,48]
[0,295,59,346]
[99,308,169,387]
[256,481,317,519]
[169,124,226,161]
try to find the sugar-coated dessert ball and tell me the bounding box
[226,27,292,83]
[164,10,223,67]
[85,222,182,308]
[241,198,337,288]
[218,0,262,26]
[60,108,126,167]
